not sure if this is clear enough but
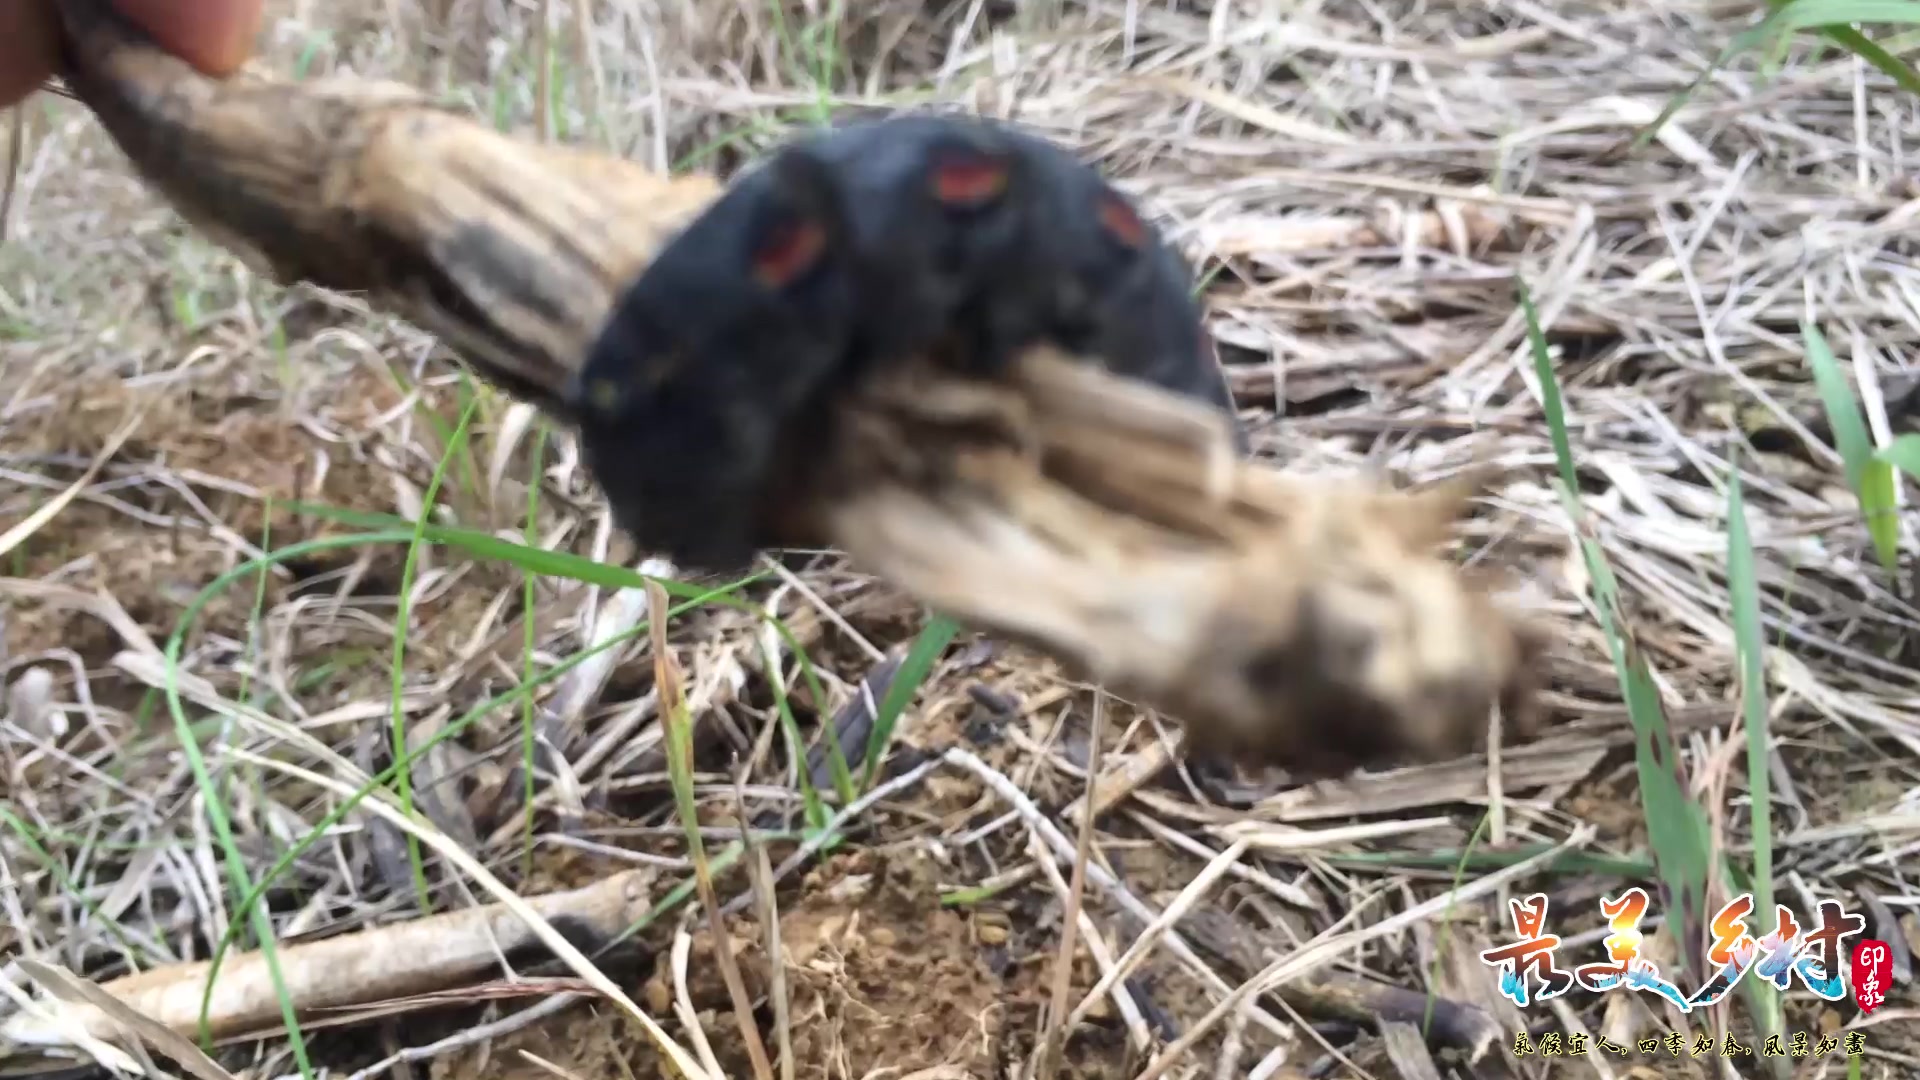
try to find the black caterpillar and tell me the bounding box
[566,112,1241,574]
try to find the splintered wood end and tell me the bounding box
[51,0,1547,777]
[823,349,1545,776]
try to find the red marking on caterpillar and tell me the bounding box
[751,220,826,288]
[931,155,1009,207]
[1097,195,1146,249]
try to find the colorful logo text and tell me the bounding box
[1478,888,1869,1011]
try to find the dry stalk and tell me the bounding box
[1024,836,1152,1056]
[735,766,794,1080]
[535,0,554,144]
[1,105,22,242]
[668,930,725,1080]
[1035,689,1105,1080]
[648,580,775,1080]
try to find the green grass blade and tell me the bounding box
[1726,455,1786,1061]
[1630,50,1736,154]
[1520,276,1716,986]
[1876,432,1920,474]
[1805,320,1874,486]
[520,422,552,879]
[651,595,709,906]
[1742,0,1920,45]
[1802,320,1901,572]
[1517,283,1578,498]
[163,641,318,1067]
[1725,458,1772,909]
[274,498,770,597]
[802,649,861,809]
[387,396,481,912]
[1859,457,1901,571]
[1595,553,1718,984]
[1819,23,1920,94]
[764,658,832,832]
[859,614,959,792]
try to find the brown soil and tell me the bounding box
[2,354,533,712]
[434,845,1197,1080]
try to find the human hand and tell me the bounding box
[1,0,263,107]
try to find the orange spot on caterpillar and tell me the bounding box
[1097,195,1146,249]
[752,221,826,288]
[931,155,1009,206]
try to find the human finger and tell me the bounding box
[109,0,263,77]
[0,2,61,108]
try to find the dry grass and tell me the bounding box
[3,1,1919,1078]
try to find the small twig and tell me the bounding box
[1214,1009,1248,1080]
[759,555,886,664]
[516,1049,592,1080]
[1064,727,1181,825]
[1247,1045,1290,1080]
[339,994,584,1080]
[1037,690,1106,1079]
[534,0,554,144]
[670,930,725,1080]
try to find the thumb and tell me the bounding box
[109,0,264,77]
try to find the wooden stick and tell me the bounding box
[50,0,1545,775]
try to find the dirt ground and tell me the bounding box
[4,1,1918,1079]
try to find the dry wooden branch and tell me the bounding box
[0,870,653,1048]
[49,0,1544,775]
